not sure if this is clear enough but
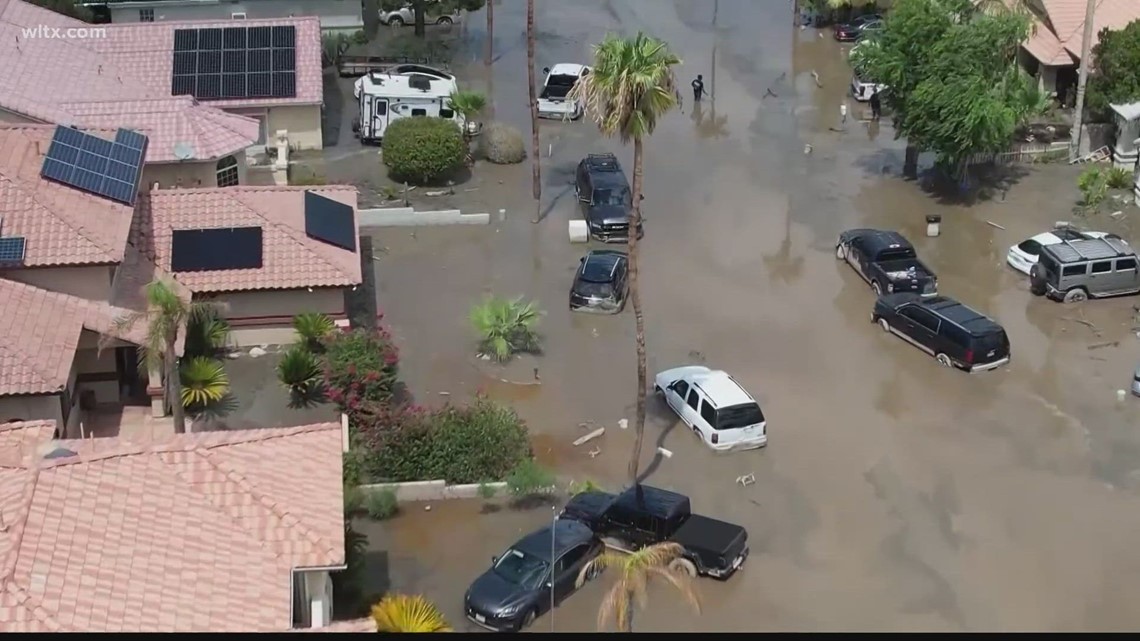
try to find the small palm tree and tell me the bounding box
[448,90,487,136]
[470,296,542,362]
[292,312,335,353]
[184,309,231,358]
[277,344,324,408]
[179,357,230,408]
[371,594,452,632]
[577,542,701,632]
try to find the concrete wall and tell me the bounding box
[358,207,490,227]
[1,265,116,301]
[143,152,249,191]
[267,105,323,151]
[72,344,121,407]
[359,480,510,502]
[109,0,363,31]
[0,357,79,435]
[213,287,346,346]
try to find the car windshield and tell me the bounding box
[493,549,548,589]
[581,257,618,283]
[1017,239,1042,256]
[593,188,630,207]
[715,403,765,431]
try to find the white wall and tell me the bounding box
[211,287,347,346]
[109,0,363,31]
[143,151,249,191]
[1,265,116,302]
[300,570,333,629]
[268,105,324,151]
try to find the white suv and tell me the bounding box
[654,366,767,452]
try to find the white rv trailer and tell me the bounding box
[354,66,465,143]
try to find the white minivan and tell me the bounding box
[654,366,767,452]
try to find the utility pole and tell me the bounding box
[1069,0,1098,161]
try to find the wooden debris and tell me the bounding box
[657,447,674,459]
[985,220,1006,230]
[736,473,756,487]
[1088,341,1119,350]
[588,447,601,459]
[811,70,822,87]
[572,427,605,447]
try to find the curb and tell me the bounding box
[359,479,509,501]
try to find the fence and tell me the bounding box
[966,141,1070,167]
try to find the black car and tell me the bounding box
[872,293,1011,372]
[575,153,644,243]
[836,229,938,296]
[464,519,604,632]
[570,250,629,313]
[834,14,883,42]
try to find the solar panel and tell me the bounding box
[170,227,264,272]
[0,236,26,265]
[39,126,148,206]
[171,26,296,101]
[303,191,356,252]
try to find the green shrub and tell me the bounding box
[293,312,336,353]
[179,357,229,408]
[1106,166,1134,190]
[362,398,531,484]
[351,29,369,45]
[278,345,324,408]
[184,307,230,358]
[344,485,366,515]
[322,328,400,413]
[479,122,526,164]
[382,117,466,185]
[1078,166,1109,211]
[506,460,556,497]
[567,479,603,496]
[366,488,399,520]
[477,481,498,499]
[470,296,542,362]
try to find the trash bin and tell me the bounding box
[926,214,942,237]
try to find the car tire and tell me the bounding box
[871,280,882,296]
[935,353,953,368]
[878,318,891,333]
[835,244,847,260]
[437,16,453,25]
[519,609,537,631]
[1063,288,1088,303]
[669,558,698,578]
[388,16,404,27]
[585,564,602,581]
[654,385,663,396]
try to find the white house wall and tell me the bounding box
[0,265,116,302]
[211,287,347,347]
[267,105,323,151]
[143,152,249,191]
[108,0,364,31]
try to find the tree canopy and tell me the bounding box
[1087,20,1140,121]
[858,0,1034,173]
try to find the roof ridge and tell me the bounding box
[0,336,63,392]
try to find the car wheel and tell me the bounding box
[520,609,537,630]
[669,558,698,578]
[871,280,882,296]
[1063,288,1088,303]
[654,385,663,396]
[878,318,891,333]
[835,244,847,260]
[585,564,602,581]
[935,353,953,368]
[437,16,453,25]
[388,16,404,27]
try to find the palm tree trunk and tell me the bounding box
[412,0,426,38]
[626,138,648,485]
[484,0,493,66]
[624,589,635,632]
[903,144,918,179]
[166,337,186,434]
[526,0,541,222]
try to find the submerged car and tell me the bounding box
[1006,227,1124,275]
[569,250,629,313]
[834,14,882,42]
[464,520,603,632]
[654,366,767,451]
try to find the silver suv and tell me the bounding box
[1029,237,1140,302]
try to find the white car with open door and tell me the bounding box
[537,64,590,120]
[654,366,767,452]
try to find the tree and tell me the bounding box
[484,0,494,65]
[526,0,542,222]
[447,90,487,145]
[860,0,1031,178]
[380,0,486,38]
[381,116,467,184]
[569,34,681,484]
[576,541,700,632]
[371,594,452,632]
[1087,21,1140,121]
[469,296,542,362]
[105,280,215,434]
[179,357,230,408]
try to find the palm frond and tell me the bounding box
[292,312,336,352]
[448,90,488,119]
[587,542,700,631]
[370,594,452,632]
[179,357,230,407]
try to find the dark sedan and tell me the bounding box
[834,14,882,42]
[464,520,604,632]
[569,250,629,314]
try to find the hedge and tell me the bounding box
[382,116,466,185]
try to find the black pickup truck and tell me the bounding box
[559,484,748,580]
[835,229,938,296]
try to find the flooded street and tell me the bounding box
[355,0,1140,632]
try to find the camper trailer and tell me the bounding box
[354,66,465,144]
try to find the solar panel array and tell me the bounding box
[40,126,149,206]
[171,226,264,272]
[171,26,297,101]
[303,191,356,252]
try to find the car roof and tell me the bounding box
[549,63,586,76]
[513,520,594,561]
[581,250,626,279]
[919,296,1004,336]
[610,485,690,521]
[689,370,755,408]
[850,229,912,252]
[1041,237,1134,263]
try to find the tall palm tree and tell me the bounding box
[371,594,452,632]
[484,0,493,65]
[526,0,542,222]
[104,279,214,434]
[576,542,700,632]
[568,33,681,484]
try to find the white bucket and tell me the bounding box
[568,219,589,243]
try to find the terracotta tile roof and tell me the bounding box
[0,1,257,162]
[1037,0,1140,63]
[0,422,346,632]
[301,618,377,632]
[1023,16,1073,66]
[94,16,324,108]
[0,125,134,267]
[0,422,55,467]
[0,278,149,396]
[132,186,362,293]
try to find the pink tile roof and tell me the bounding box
[0,278,149,396]
[0,422,346,632]
[0,126,134,267]
[1030,0,1140,64]
[0,421,55,467]
[95,16,324,108]
[302,618,377,632]
[1023,16,1073,65]
[133,186,362,293]
[0,1,257,162]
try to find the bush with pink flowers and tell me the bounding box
[322,328,400,415]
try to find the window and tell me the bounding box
[672,380,689,399]
[216,155,239,187]
[439,108,455,119]
[686,389,700,410]
[232,12,247,19]
[139,8,154,22]
[375,101,388,116]
[555,545,588,576]
[1116,258,1137,271]
[1090,260,1113,274]
[700,400,717,425]
[1061,264,1087,277]
[411,108,427,117]
[1016,239,1042,256]
[900,306,939,332]
[715,403,764,430]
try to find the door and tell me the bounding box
[685,388,706,439]
[897,306,937,353]
[1115,257,1140,292]
[666,380,691,424]
[551,544,590,604]
[1087,259,1113,294]
[576,164,590,202]
[846,237,865,275]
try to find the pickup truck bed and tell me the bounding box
[872,257,934,292]
[540,84,572,100]
[672,514,747,558]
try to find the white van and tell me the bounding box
[654,366,767,452]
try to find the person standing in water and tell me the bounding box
[870,91,882,121]
[692,75,705,103]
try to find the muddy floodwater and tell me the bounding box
[349,0,1140,632]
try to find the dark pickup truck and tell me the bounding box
[836,229,938,296]
[559,484,748,580]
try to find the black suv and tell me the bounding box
[872,293,1010,372]
[574,153,643,243]
[569,250,628,313]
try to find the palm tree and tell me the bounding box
[470,296,542,362]
[448,90,487,158]
[568,33,681,484]
[277,344,324,408]
[179,357,230,408]
[484,0,493,65]
[526,0,542,222]
[292,311,336,353]
[371,594,452,632]
[576,541,700,632]
[105,279,214,434]
[184,308,231,358]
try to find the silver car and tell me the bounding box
[1132,365,1140,397]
